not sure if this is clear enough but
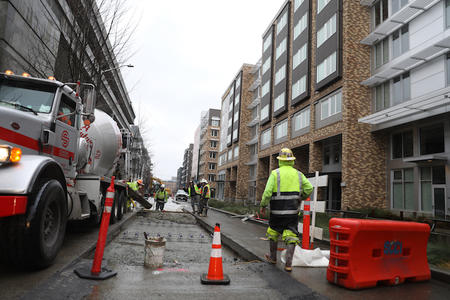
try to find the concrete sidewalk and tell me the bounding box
[192,208,450,300]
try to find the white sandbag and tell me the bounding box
[281,246,330,267]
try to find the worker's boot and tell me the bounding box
[264,240,277,264]
[284,243,296,272]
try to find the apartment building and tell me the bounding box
[358,0,450,219]
[256,0,383,211]
[198,109,221,195]
[181,144,194,187]
[191,125,200,180]
[217,63,261,203]
[176,167,184,190]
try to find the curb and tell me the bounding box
[207,207,450,284]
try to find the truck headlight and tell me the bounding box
[0,145,22,163]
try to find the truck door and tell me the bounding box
[54,93,78,178]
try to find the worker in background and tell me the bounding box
[260,148,313,272]
[127,179,144,210]
[193,180,202,215]
[188,180,197,214]
[199,178,210,217]
[154,184,168,211]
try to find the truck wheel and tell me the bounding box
[27,179,67,269]
[110,190,119,224]
[117,190,125,220]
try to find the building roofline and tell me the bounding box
[262,0,290,38]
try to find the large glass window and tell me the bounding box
[211,129,219,137]
[233,146,239,158]
[277,11,288,35]
[209,163,216,170]
[392,168,414,210]
[317,52,336,83]
[317,0,331,14]
[391,131,413,159]
[275,65,286,85]
[317,14,336,48]
[293,44,307,70]
[276,38,287,60]
[373,0,389,28]
[275,119,288,140]
[209,151,217,159]
[374,38,389,68]
[235,93,240,105]
[260,105,269,120]
[420,124,445,155]
[292,76,307,99]
[262,81,270,97]
[274,92,285,111]
[263,33,272,52]
[58,95,76,127]
[374,81,390,111]
[446,0,450,28]
[392,72,410,105]
[294,14,308,40]
[320,91,341,120]
[233,128,238,139]
[295,0,305,11]
[210,141,217,148]
[262,58,271,75]
[261,129,271,146]
[212,120,220,127]
[293,107,310,131]
[392,25,409,58]
[392,0,408,14]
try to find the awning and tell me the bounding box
[403,154,447,163]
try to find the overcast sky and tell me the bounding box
[121,0,285,181]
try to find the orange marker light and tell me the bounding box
[10,147,22,163]
[22,72,31,77]
[5,70,14,75]
[48,76,56,80]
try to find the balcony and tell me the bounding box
[247,116,260,127]
[359,85,450,131]
[246,136,258,146]
[247,96,261,109]
[248,78,261,92]
[245,155,258,166]
[361,31,450,86]
[360,0,440,45]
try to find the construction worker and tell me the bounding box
[192,180,202,215]
[199,178,210,217]
[188,181,197,213]
[260,148,313,272]
[126,179,144,210]
[154,184,168,211]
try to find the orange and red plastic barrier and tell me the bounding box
[327,218,430,289]
[201,223,230,285]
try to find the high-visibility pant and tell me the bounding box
[266,226,299,244]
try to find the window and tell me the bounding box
[262,58,271,74]
[294,14,308,40]
[420,124,445,155]
[292,76,307,99]
[211,129,218,137]
[261,129,271,146]
[233,146,239,158]
[320,91,341,120]
[275,65,286,85]
[293,107,310,131]
[228,117,232,128]
[276,38,287,60]
[58,95,76,127]
[317,14,336,48]
[261,105,269,120]
[373,0,389,28]
[374,82,390,112]
[212,119,220,127]
[219,153,227,166]
[262,81,270,97]
[419,166,445,212]
[392,168,414,210]
[392,131,413,159]
[274,92,285,111]
[293,44,307,69]
[249,165,256,178]
[209,163,216,170]
[274,119,288,140]
[447,0,450,28]
[392,0,408,14]
[233,128,238,139]
[227,134,231,144]
[250,144,258,156]
[236,76,241,89]
[392,25,409,58]
[317,0,331,14]
[447,53,450,85]
[392,72,410,105]
[277,11,288,35]
[210,141,217,148]
[263,33,272,52]
[229,101,234,112]
[234,110,239,122]
[317,52,336,83]
[208,174,215,182]
[228,149,232,160]
[235,93,240,105]
[209,151,217,159]
[374,38,389,68]
[295,0,304,11]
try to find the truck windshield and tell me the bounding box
[0,79,56,113]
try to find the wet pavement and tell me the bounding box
[20,211,325,300]
[189,206,450,300]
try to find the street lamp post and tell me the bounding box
[100,64,134,75]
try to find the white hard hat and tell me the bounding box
[200,178,207,183]
[161,184,165,188]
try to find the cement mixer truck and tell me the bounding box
[0,70,141,268]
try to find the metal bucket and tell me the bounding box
[144,237,166,269]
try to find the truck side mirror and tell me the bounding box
[82,85,96,124]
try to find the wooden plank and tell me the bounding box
[128,189,152,209]
[298,223,323,240]
[301,200,326,213]
[306,175,328,187]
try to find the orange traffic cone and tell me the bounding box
[200,223,230,285]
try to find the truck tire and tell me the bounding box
[110,190,119,224]
[90,190,105,226]
[0,179,67,269]
[117,190,126,220]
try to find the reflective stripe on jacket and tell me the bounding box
[194,184,201,195]
[202,184,211,199]
[155,190,167,202]
[269,168,303,216]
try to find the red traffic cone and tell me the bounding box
[201,223,230,285]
